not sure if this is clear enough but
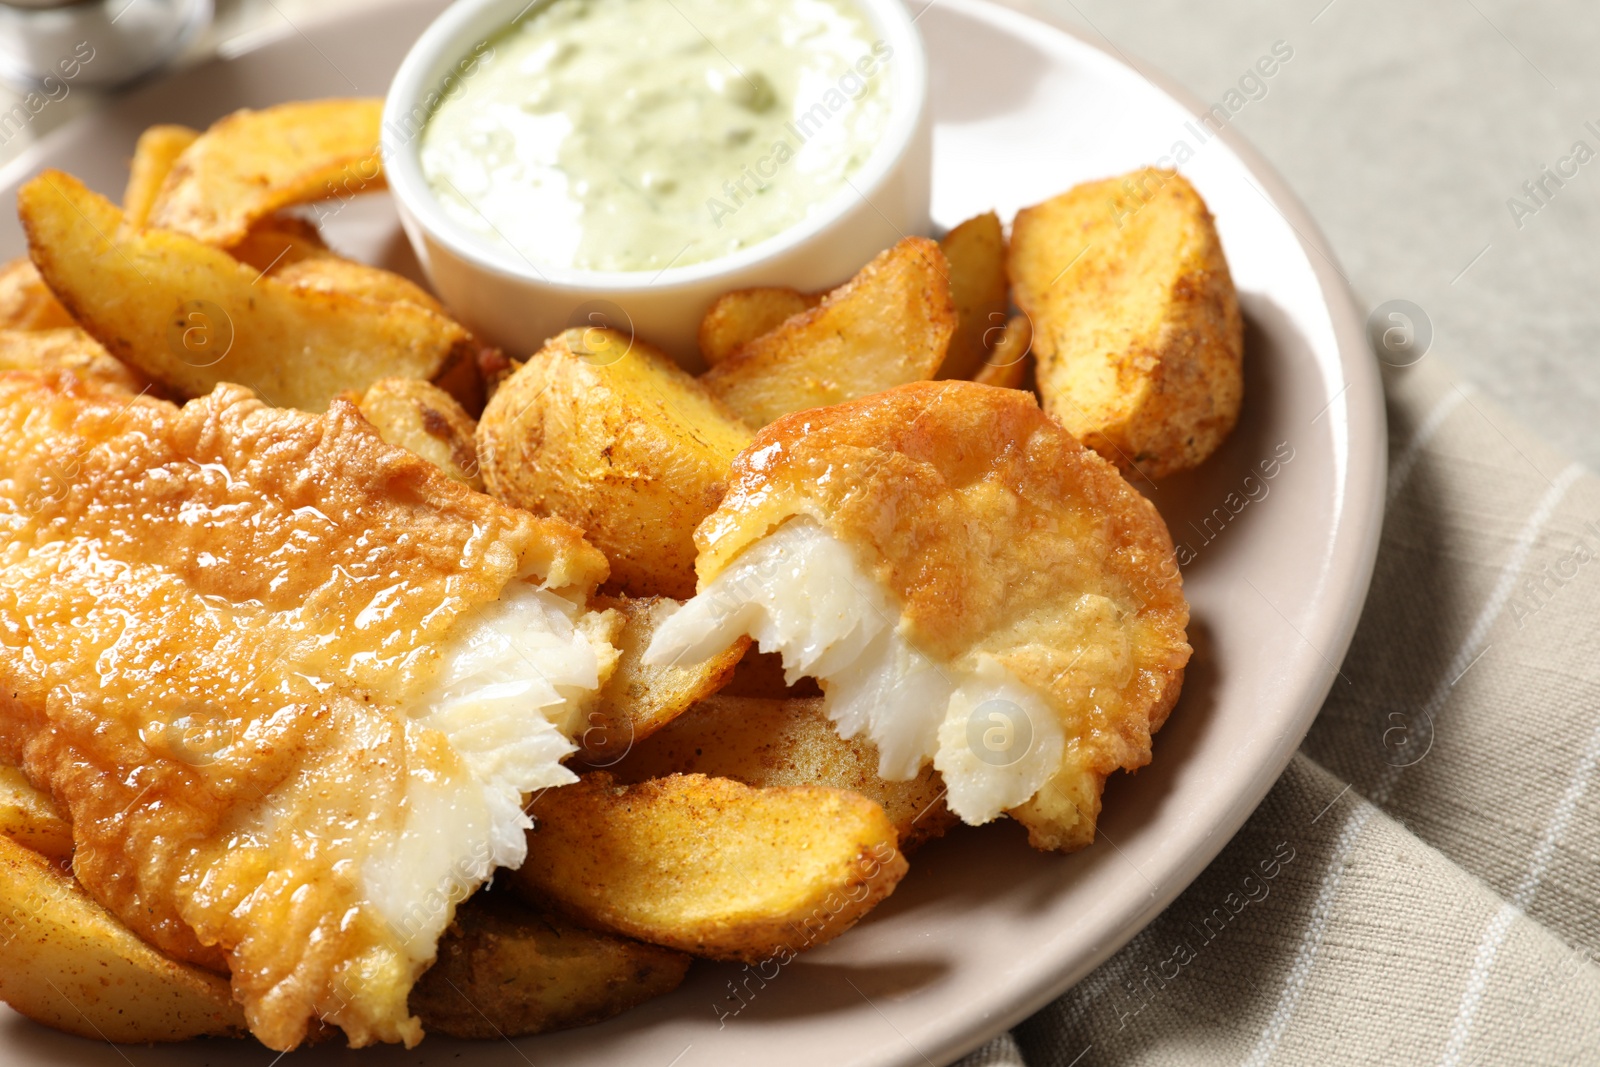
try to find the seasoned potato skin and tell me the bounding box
[478,329,754,598]
[610,695,957,852]
[937,211,1010,381]
[120,124,199,230]
[513,774,907,962]
[19,171,474,412]
[698,286,820,367]
[358,377,483,489]
[579,595,749,763]
[411,893,689,1038]
[1010,168,1242,478]
[0,834,246,1043]
[147,99,385,246]
[0,767,73,864]
[0,328,148,395]
[701,237,956,428]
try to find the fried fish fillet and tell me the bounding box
[0,370,618,1050]
[646,381,1190,851]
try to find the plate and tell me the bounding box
[0,1,1384,1064]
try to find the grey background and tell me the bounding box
[1031,0,1598,468]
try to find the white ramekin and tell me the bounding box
[382,0,931,370]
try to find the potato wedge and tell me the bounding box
[972,313,1032,390]
[226,214,332,275]
[0,258,72,332]
[578,595,748,764]
[0,328,146,394]
[701,237,955,427]
[1009,168,1242,478]
[148,99,385,246]
[411,892,689,1038]
[272,256,445,313]
[20,170,472,412]
[357,377,482,488]
[478,329,754,598]
[121,124,199,230]
[610,696,956,852]
[0,834,245,1042]
[513,773,907,962]
[697,287,819,367]
[937,211,1009,381]
[0,768,72,864]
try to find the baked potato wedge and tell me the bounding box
[226,214,333,275]
[697,286,820,367]
[578,595,749,764]
[19,170,473,412]
[411,892,690,1038]
[357,377,482,488]
[0,328,146,394]
[513,773,907,962]
[147,99,385,246]
[0,833,245,1042]
[610,695,956,852]
[0,768,72,864]
[121,124,199,230]
[972,312,1032,390]
[937,211,1009,381]
[1009,167,1242,478]
[701,237,956,427]
[0,258,72,332]
[478,329,754,598]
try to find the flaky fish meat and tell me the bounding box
[647,380,1190,851]
[0,370,618,1050]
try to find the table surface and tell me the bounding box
[3,0,1590,468]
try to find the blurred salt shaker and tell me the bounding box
[0,0,211,89]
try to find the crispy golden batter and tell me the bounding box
[1009,169,1242,478]
[694,381,1190,850]
[0,372,606,1050]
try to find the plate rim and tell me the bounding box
[0,2,1387,1063]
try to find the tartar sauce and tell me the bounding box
[419,0,893,272]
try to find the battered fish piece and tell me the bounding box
[646,381,1189,850]
[0,371,618,1050]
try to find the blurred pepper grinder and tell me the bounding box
[0,0,211,90]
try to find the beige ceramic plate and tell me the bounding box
[0,1,1384,1063]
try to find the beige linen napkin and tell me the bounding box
[958,354,1600,1066]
